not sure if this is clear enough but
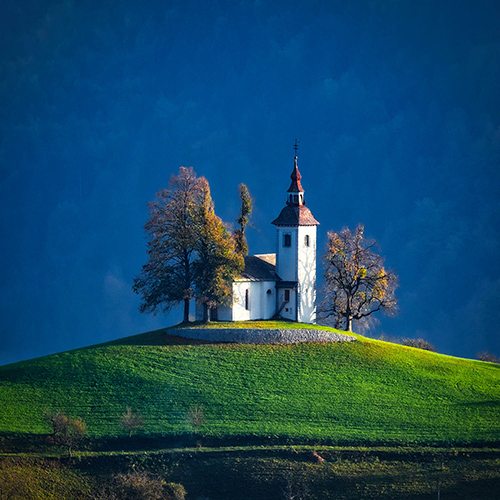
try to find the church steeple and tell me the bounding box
[272,152,320,227]
[270,144,319,324]
[286,156,305,206]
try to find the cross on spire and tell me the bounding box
[293,139,300,157]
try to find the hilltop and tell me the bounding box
[1,321,499,446]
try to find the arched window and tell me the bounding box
[283,233,291,247]
[304,235,310,247]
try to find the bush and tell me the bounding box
[477,351,500,363]
[111,470,185,500]
[401,338,436,351]
[165,482,186,500]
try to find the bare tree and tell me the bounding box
[402,338,436,351]
[119,407,144,437]
[282,474,310,500]
[187,404,206,435]
[476,351,499,363]
[320,224,398,331]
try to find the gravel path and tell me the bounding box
[169,328,356,344]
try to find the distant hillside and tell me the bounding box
[1,321,499,445]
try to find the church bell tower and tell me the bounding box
[271,149,320,323]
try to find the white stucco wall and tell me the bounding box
[218,280,277,321]
[275,227,299,282]
[277,288,296,321]
[297,225,317,323]
[274,225,317,323]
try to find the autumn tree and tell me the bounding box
[45,409,69,437]
[194,178,244,322]
[319,224,398,331]
[46,411,87,458]
[233,183,253,255]
[133,167,202,323]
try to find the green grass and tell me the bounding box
[0,322,499,445]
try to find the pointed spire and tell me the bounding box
[286,156,305,206]
[288,156,304,193]
[272,143,319,227]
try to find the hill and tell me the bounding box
[1,321,499,446]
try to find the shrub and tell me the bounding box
[476,351,500,363]
[165,482,186,500]
[112,470,185,500]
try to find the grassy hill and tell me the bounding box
[1,321,499,446]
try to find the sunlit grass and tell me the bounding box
[0,322,499,445]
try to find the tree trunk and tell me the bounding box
[345,316,352,332]
[345,299,353,331]
[183,298,190,323]
[203,303,209,323]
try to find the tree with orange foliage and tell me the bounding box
[194,178,244,322]
[134,168,243,323]
[133,167,203,323]
[320,224,398,331]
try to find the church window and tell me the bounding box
[293,194,299,203]
[284,289,290,302]
[304,235,310,247]
[245,289,249,310]
[283,233,291,247]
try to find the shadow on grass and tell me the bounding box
[98,325,221,347]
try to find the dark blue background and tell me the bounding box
[1,0,499,364]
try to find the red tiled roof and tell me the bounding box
[271,205,320,226]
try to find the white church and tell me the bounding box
[198,154,320,324]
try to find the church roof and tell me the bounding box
[271,205,320,226]
[239,254,280,282]
[287,157,304,193]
